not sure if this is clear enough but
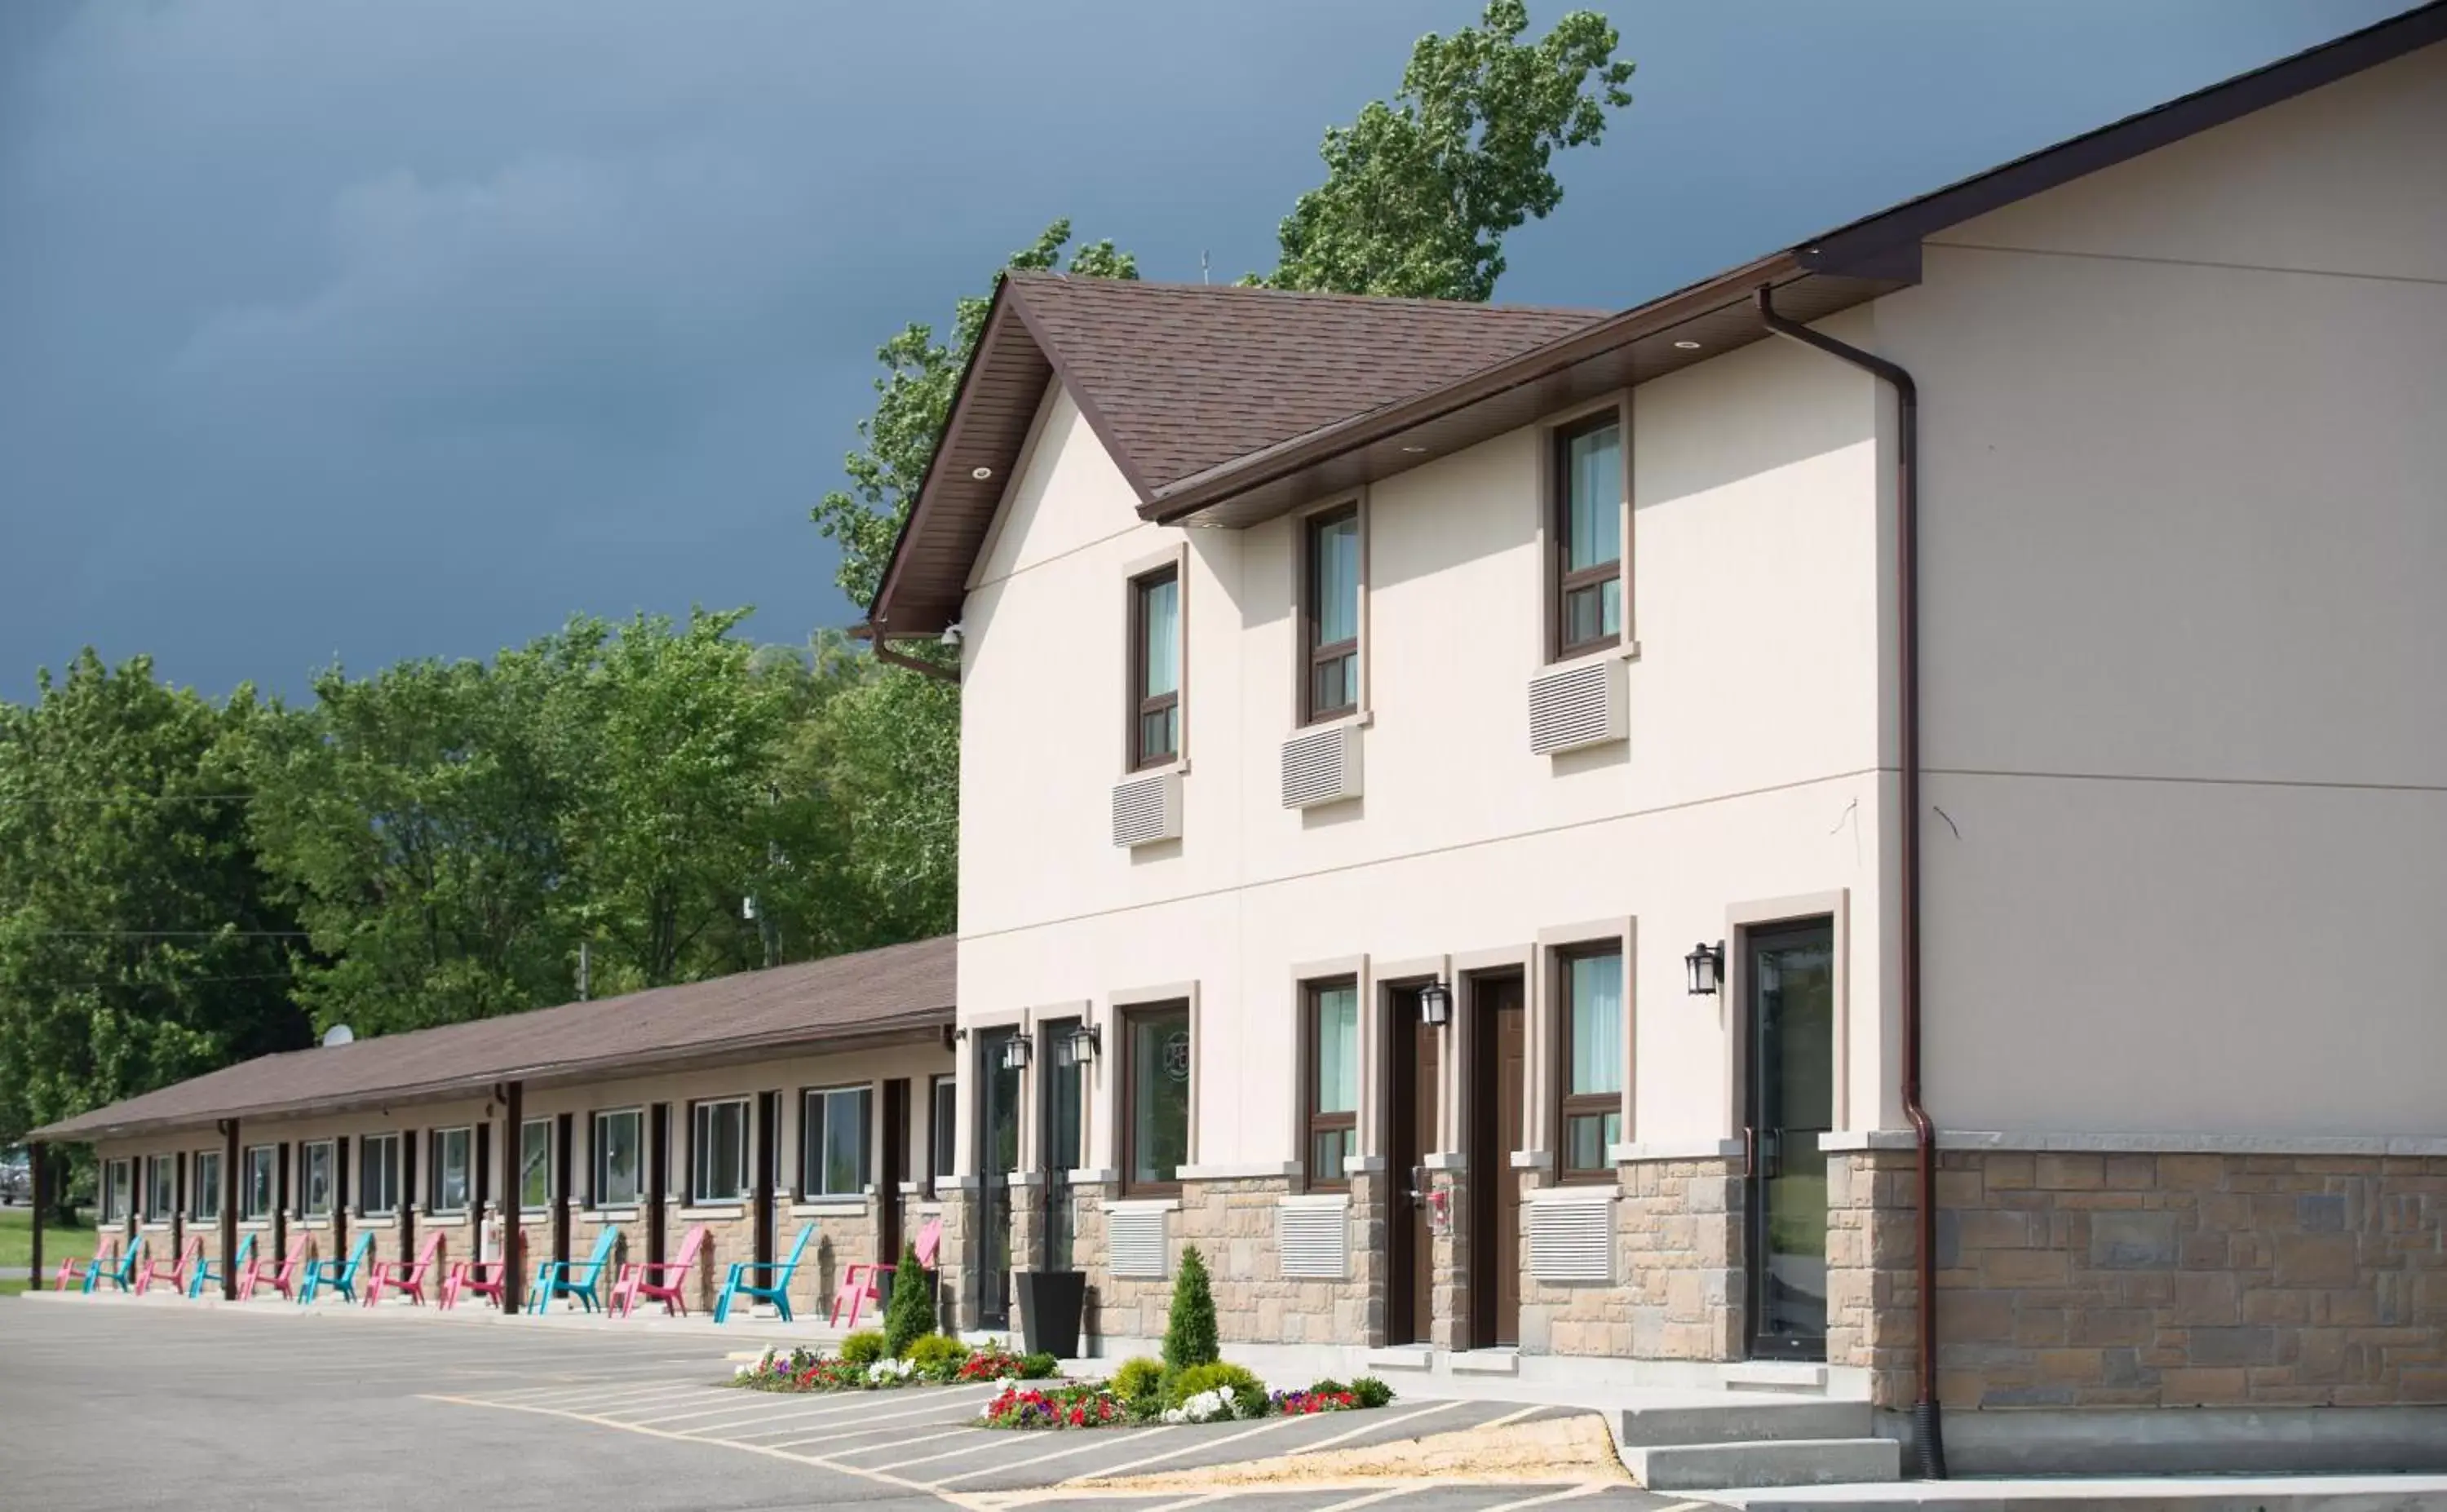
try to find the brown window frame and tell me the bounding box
[1553,942,1626,1185]
[1551,411,1624,662]
[1301,978,1360,1191]
[1301,505,1361,725]
[1128,564,1182,771]
[1118,1001,1192,1198]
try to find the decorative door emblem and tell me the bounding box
[1162,1032,1192,1081]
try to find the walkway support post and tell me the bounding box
[501,1081,524,1314]
[28,1139,45,1291]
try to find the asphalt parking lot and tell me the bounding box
[0,1298,1704,1511]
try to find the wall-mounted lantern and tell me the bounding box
[999,1034,1033,1072]
[1055,1023,1101,1068]
[1418,979,1453,1028]
[1685,941,1725,997]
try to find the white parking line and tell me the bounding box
[927,1427,1169,1487]
[714,1394,997,1440]
[1062,1413,1312,1479]
[500,1382,727,1412]
[1282,1399,1471,1455]
[772,1424,976,1455]
[1312,1488,1422,1512]
[1479,1486,1610,1512]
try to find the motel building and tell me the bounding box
[29,6,2447,1482]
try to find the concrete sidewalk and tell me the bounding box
[1710,1474,2447,1510]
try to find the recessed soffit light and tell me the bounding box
[971,466,994,480]
[1399,445,1428,454]
[1673,339,1702,351]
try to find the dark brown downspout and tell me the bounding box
[861,621,961,683]
[1758,284,1945,1479]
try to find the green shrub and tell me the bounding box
[1018,1351,1060,1380]
[839,1329,887,1366]
[1109,1356,1165,1405]
[883,1241,936,1357]
[1351,1375,1395,1409]
[1162,1244,1220,1373]
[904,1333,968,1380]
[1167,1360,1268,1417]
[1308,1377,1349,1397]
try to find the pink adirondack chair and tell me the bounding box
[363,1230,445,1306]
[52,1236,122,1293]
[610,1223,709,1319]
[830,1216,940,1329]
[133,1234,203,1296]
[236,1231,312,1302]
[440,1257,507,1311]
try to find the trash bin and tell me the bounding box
[1015,1269,1086,1359]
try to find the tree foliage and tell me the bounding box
[1254,0,1634,302]
[0,652,309,1147]
[1162,1243,1221,1373]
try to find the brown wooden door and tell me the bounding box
[879,1079,909,1263]
[1469,973,1527,1348]
[1386,987,1440,1346]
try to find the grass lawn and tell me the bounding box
[0,1279,27,1298]
[0,1206,80,1271]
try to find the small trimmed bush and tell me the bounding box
[1109,1356,1165,1408]
[905,1333,968,1381]
[1162,1244,1220,1373]
[883,1241,936,1357]
[1166,1360,1267,1418]
[1018,1351,1060,1380]
[1352,1376,1395,1409]
[839,1329,887,1365]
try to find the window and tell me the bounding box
[299,1141,335,1218]
[1303,506,1361,723]
[519,1120,551,1212]
[1129,564,1181,768]
[1122,1002,1193,1196]
[360,1134,400,1217]
[1558,946,1626,1179]
[800,1086,872,1198]
[98,1158,130,1223]
[1552,413,1623,658]
[592,1109,643,1208]
[145,1155,178,1222]
[430,1127,472,1213]
[690,1098,750,1204]
[929,1075,956,1195]
[192,1151,222,1223]
[1303,981,1361,1189]
[241,1147,276,1220]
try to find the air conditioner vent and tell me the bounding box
[1277,1200,1349,1279]
[1280,723,1363,809]
[1108,1205,1170,1279]
[1529,1194,1616,1283]
[1528,658,1628,755]
[1112,770,1183,847]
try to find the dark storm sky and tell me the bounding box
[0,1,2409,700]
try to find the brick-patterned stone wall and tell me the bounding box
[1516,1159,1744,1359]
[1429,1167,1467,1350]
[1830,1147,2447,1411]
[1071,1177,1378,1349]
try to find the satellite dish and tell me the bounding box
[322,1024,356,1048]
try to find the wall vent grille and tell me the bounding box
[1529,1196,1616,1283]
[1280,723,1363,809]
[1528,659,1627,754]
[1277,1201,1349,1279]
[1111,771,1183,847]
[1108,1205,1170,1279]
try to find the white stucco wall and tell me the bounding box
[1877,41,2447,1136]
[958,335,1890,1174]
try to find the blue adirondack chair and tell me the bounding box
[84,1236,143,1294]
[188,1232,258,1298]
[298,1229,375,1304]
[714,1223,816,1324]
[528,1226,621,1315]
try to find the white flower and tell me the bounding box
[866,1358,915,1383]
[1166,1388,1230,1424]
[734,1364,752,1377]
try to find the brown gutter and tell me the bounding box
[1757,284,1945,1479]
[856,621,962,683]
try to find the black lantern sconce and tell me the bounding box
[999,1033,1033,1072]
[1685,941,1725,997]
[1418,979,1453,1028]
[1055,1023,1101,1068]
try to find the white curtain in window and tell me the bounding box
[1569,951,1625,1096]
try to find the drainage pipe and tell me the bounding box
[861,621,961,683]
[1757,285,1945,1479]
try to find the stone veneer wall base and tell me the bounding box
[1887,1403,2447,1478]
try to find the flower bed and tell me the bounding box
[978,1367,1394,1430]
[731,1337,1056,1393]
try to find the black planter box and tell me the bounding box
[1014,1269,1086,1359]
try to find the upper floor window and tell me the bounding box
[1303,506,1360,723]
[1553,414,1623,659]
[1130,564,1181,768]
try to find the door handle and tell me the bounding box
[1743,1125,1757,1179]
[1406,1165,1431,1203]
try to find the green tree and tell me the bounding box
[1162,1243,1221,1373]
[0,652,309,1158]
[811,219,1137,610]
[883,1238,936,1356]
[1254,0,1634,301]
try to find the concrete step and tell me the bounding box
[1626,1436,1902,1492]
[1620,1399,1871,1448]
[1711,1475,2447,1511]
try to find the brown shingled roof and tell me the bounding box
[1003,275,1605,498]
[866,276,1606,637]
[29,935,954,1143]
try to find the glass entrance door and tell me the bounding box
[1746,919,1835,1360]
[977,1028,1020,1328]
[1042,1019,1084,1271]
